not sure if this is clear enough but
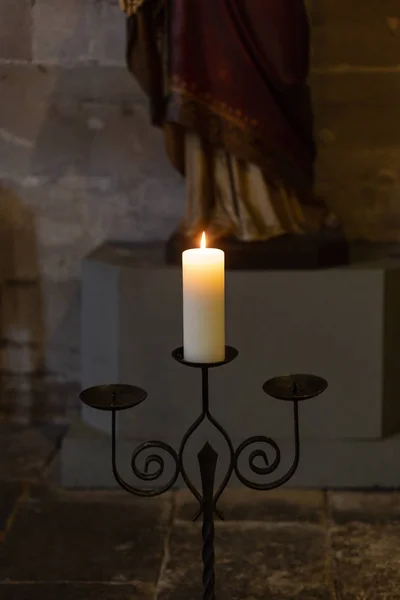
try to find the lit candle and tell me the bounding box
[182,233,225,363]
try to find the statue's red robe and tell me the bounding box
[126,0,326,241]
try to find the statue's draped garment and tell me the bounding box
[126,0,326,241]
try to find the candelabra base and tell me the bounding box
[79,347,327,598]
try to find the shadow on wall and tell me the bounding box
[0,184,47,423]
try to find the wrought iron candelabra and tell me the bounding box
[80,346,327,599]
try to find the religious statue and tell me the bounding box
[120,0,346,268]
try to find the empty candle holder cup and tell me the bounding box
[80,347,327,600]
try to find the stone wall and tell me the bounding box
[311,0,400,240]
[0,1,399,402]
[0,0,184,418]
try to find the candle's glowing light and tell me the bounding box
[200,232,206,249]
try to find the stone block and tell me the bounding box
[0,185,39,280]
[0,378,80,426]
[32,0,93,64]
[311,0,400,67]
[313,72,400,150]
[1,282,43,345]
[330,491,400,524]
[0,282,44,374]
[315,147,400,242]
[0,0,32,62]
[0,425,54,481]
[0,66,57,178]
[332,522,400,599]
[0,343,41,376]
[80,243,400,442]
[0,584,153,600]
[32,0,125,65]
[39,64,137,106]
[91,0,126,65]
[40,280,81,383]
[0,487,170,584]
[158,521,332,599]
[0,64,181,222]
[312,71,400,241]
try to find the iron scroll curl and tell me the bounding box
[233,401,300,491]
[112,410,181,497]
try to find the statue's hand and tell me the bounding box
[119,0,146,17]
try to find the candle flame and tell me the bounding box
[200,232,206,249]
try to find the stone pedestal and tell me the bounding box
[61,242,400,488]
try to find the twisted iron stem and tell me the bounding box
[199,442,218,600]
[202,514,216,600]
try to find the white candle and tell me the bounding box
[182,233,225,363]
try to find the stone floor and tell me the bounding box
[1,423,400,599]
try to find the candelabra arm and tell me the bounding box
[234,400,300,491]
[111,408,180,497]
[268,399,300,489]
[111,408,136,495]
